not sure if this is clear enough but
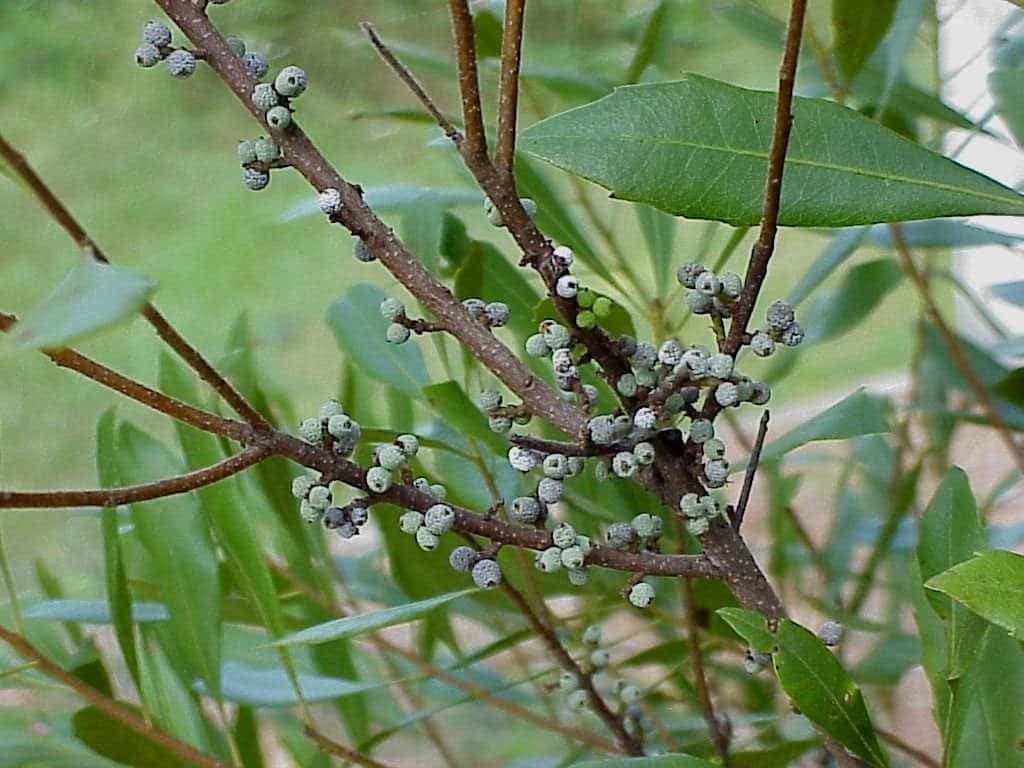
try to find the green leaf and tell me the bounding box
[275,589,477,647]
[326,283,430,400]
[195,662,393,707]
[875,0,930,114]
[2,259,154,353]
[787,228,868,307]
[520,76,1024,227]
[832,0,899,82]
[991,68,1024,146]
[452,236,542,341]
[571,757,716,768]
[926,550,1024,641]
[731,739,820,768]
[116,423,222,698]
[635,204,677,297]
[752,389,889,466]
[73,705,180,768]
[624,0,670,84]
[423,381,507,455]
[716,607,775,653]
[804,259,903,344]
[23,600,168,624]
[773,621,888,767]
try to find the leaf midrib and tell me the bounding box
[527,133,1022,208]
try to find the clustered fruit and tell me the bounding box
[533,521,593,586]
[236,65,307,191]
[134,20,204,78]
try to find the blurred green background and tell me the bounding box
[0,0,922,586]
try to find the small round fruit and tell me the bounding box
[266,105,292,129]
[471,558,502,588]
[143,20,173,47]
[274,65,307,97]
[135,43,161,68]
[449,546,476,573]
[628,581,655,608]
[165,49,196,78]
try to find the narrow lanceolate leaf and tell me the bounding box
[2,259,155,354]
[804,259,903,344]
[275,589,477,647]
[716,607,775,653]
[832,0,899,82]
[992,281,1024,307]
[773,621,889,767]
[519,76,1024,227]
[73,704,181,768]
[23,600,167,624]
[926,550,1024,641]
[990,68,1024,147]
[194,662,395,708]
[788,228,867,307]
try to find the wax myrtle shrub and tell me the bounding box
[2,0,1024,766]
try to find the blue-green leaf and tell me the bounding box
[23,600,167,624]
[195,662,394,707]
[990,68,1024,147]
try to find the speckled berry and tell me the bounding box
[266,105,291,129]
[537,477,563,504]
[628,581,655,608]
[299,417,323,443]
[395,434,419,457]
[619,683,641,704]
[254,136,280,163]
[353,239,375,262]
[559,670,579,692]
[676,262,705,288]
[307,484,331,510]
[766,300,795,330]
[536,546,563,573]
[705,459,729,487]
[509,496,541,525]
[567,568,589,586]
[719,272,743,299]
[525,333,550,357]
[743,649,771,674]
[327,414,358,440]
[606,522,634,549]
[633,441,655,466]
[488,414,512,433]
[318,400,343,420]
[318,188,343,215]
[685,290,713,314]
[321,505,347,530]
[237,139,258,164]
[679,493,704,518]
[633,408,656,431]
[631,513,661,539]
[242,167,270,191]
[616,373,637,398]
[781,322,804,347]
[567,689,589,711]
[386,323,411,345]
[449,546,476,572]
[612,451,637,478]
[299,499,321,524]
[485,302,509,327]
[424,503,455,535]
[415,526,440,552]
[750,381,772,405]
[552,522,577,549]
[349,506,369,527]
[658,340,683,366]
[225,36,246,57]
[560,545,585,570]
[750,331,775,357]
[708,353,734,379]
[377,444,407,472]
[508,446,537,473]
[291,475,315,499]
[588,415,615,445]
[252,83,279,110]
[165,49,196,78]
[695,271,721,296]
[543,454,569,480]
[471,558,502,588]
[689,419,714,443]
[399,510,423,534]
[365,466,393,494]
[541,321,571,350]
[274,65,307,97]
[703,438,726,461]
[556,275,578,299]
[143,20,173,47]
[462,298,486,319]
[715,382,739,407]
[135,43,161,68]
[241,52,269,79]
[590,649,609,667]
[552,245,575,267]
[817,620,843,647]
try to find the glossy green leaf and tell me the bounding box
[991,68,1024,146]
[773,621,888,767]
[926,550,1024,641]
[72,705,180,768]
[753,389,890,466]
[2,259,154,353]
[520,76,1024,226]
[716,607,775,653]
[636,204,677,296]
[571,757,716,768]
[992,280,1024,307]
[275,589,477,647]
[233,707,265,768]
[327,283,430,400]
[23,600,167,624]
[788,227,868,306]
[804,259,903,343]
[731,739,820,768]
[833,0,899,81]
[194,662,392,707]
[116,423,222,698]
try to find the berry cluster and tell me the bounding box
[134,20,200,77]
[478,390,533,434]
[530,245,618,332]
[237,65,307,191]
[534,521,592,585]
[298,400,363,456]
[448,545,503,589]
[679,491,728,536]
[365,434,420,494]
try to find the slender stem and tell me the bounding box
[0,527,24,636]
[733,411,769,530]
[495,0,526,174]
[720,0,809,358]
[0,624,233,768]
[303,724,399,768]
[0,133,268,429]
[876,728,939,768]
[0,447,267,508]
[892,226,1024,474]
[681,579,730,765]
[447,0,490,161]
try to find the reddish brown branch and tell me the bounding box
[495,0,527,174]
[447,0,490,161]
[0,447,266,508]
[0,133,268,429]
[0,625,233,768]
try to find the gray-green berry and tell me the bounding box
[685,289,713,314]
[535,546,563,573]
[590,649,609,667]
[676,262,705,288]
[703,438,726,461]
[291,475,316,499]
[633,407,656,431]
[253,136,280,163]
[567,689,589,711]
[386,323,411,345]
[478,389,502,412]
[251,83,279,110]
[766,300,795,331]
[567,567,589,586]
[719,272,743,299]
[555,275,579,299]
[165,49,196,78]
[484,302,509,327]
[612,451,637,478]
[708,353,734,379]
[135,43,161,68]
[509,496,541,524]
[431,483,447,500]
[471,558,502,589]
[377,444,406,471]
[266,105,291,129]
[750,381,772,405]
[559,671,579,692]
[379,297,404,321]
[349,506,369,527]
[606,522,634,549]
[552,245,575,267]
[543,454,569,480]
[631,513,661,539]
[241,52,269,79]
[817,620,843,647]
[715,382,739,407]
[540,321,571,350]
[628,581,655,608]
[365,466,393,494]
[582,624,602,645]
[415,526,440,552]
[424,503,455,535]
[395,434,419,457]
[685,517,710,536]
[225,36,246,57]
[274,65,307,97]
[705,459,729,486]
[658,340,683,366]
[616,373,637,398]
[143,20,173,47]
[695,271,721,296]
[781,322,804,347]
[237,139,258,164]
[537,477,563,504]
[560,545,585,570]
[327,414,358,440]
[508,446,538,472]
[449,546,476,572]
[689,419,714,443]
[299,417,323,443]
[299,499,321,524]
[488,414,512,433]
[307,484,331,509]
[743,649,771,674]
[525,333,550,357]
[319,400,343,420]
[619,684,641,704]
[633,441,655,466]
[242,167,270,191]
[353,239,375,262]
[399,510,424,534]
[552,522,577,549]
[318,188,343,215]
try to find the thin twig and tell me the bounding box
[892,225,1024,474]
[447,0,490,161]
[681,579,730,765]
[0,133,268,429]
[303,724,400,768]
[0,625,233,768]
[733,411,769,529]
[876,727,939,768]
[0,447,266,508]
[495,0,526,174]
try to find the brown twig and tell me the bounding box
[303,724,399,768]
[876,727,939,768]
[495,0,526,175]
[0,133,268,430]
[0,447,266,508]
[892,225,1024,475]
[681,579,730,765]
[447,0,490,161]
[0,624,233,768]
[733,411,770,529]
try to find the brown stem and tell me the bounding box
[720,0,809,358]
[495,0,526,175]
[500,582,643,755]
[681,579,730,765]
[155,0,586,440]
[733,411,770,529]
[447,0,490,161]
[0,447,266,508]
[876,728,939,768]
[303,724,399,768]
[0,625,233,768]
[0,133,268,429]
[892,225,1024,474]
